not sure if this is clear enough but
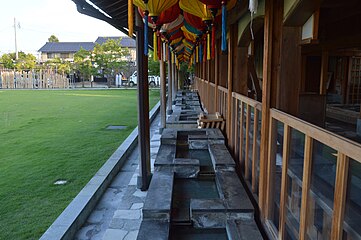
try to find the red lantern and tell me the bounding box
[168,29,184,41]
[183,12,207,32]
[138,3,181,27]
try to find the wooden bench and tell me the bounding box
[197,112,225,132]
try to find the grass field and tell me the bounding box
[0,89,159,240]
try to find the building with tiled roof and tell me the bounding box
[38,36,136,63]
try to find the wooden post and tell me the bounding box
[159,42,167,131]
[299,136,313,240]
[245,104,251,180]
[135,10,151,191]
[207,60,210,111]
[252,110,259,193]
[227,27,234,144]
[279,124,291,239]
[331,153,349,239]
[239,102,245,168]
[259,0,283,217]
[215,44,219,112]
[320,50,329,95]
[167,48,173,114]
[172,55,177,100]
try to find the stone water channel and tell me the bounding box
[137,91,263,240]
[62,91,262,240]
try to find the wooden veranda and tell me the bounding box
[72,0,361,239]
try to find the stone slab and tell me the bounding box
[226,219,263,240]
[215,170,254,214]
[137,220,169,240]
[154,145,175,166]
[142,170,174,220]
[209,144,236,168]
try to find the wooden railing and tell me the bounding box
[232,92,262,194]
[194,77,361,240]
[266,108,361,240]
[217,85,228,117]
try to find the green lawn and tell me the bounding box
[0,89,159,240]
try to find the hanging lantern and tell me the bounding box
[161,15,184,33]
[133,0,179,56]
[133,0,178,18]
[182,26,198,43]
[137,3,180,27]
[184,21,203,36]
[183,12,207,32]
[168,29,184,41]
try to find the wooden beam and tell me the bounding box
[252,109,259,193]
[245,104,251,180]
[135,10,151,190]
[159,43,166,130]
[227,27,234,142]
[215,44,219,112]
[239,102,245,169]
[259,0,283,218]
[279,27,302,115]
[283,0,323,26]
[319,50,329,94]
[265,118,278,219]
[299,136,313,240]
[279,124,291,239]
[207,60,211,110]
[331,153,349,239]
[167,48,173,114]
[248,55,262,101]
[239,47,249,95]
[234,98,239,157]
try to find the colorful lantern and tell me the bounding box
[133,0,179,56]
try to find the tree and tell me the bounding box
[0,53,15,69]
[74,48,94,85]
[93,38,129,86]
[44,57,72,74]
[0,52,36,70]
[48,35,59,42]
[15,52,36,70]
[148,51,160,76]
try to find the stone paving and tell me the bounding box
[75,113,161,240]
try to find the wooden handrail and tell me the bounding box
[232,92,262,110]
[218,85,228,93]
[270,108,361,162]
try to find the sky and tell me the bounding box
[0,0,125,57]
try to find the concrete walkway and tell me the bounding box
[75,113,161,240]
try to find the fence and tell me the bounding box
[0,70,70,89]
[194,77,361,240]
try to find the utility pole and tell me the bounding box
[14,17,18,60]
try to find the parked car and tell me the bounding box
[128,71,159,87]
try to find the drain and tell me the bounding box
[106,125,127,130]
[54,180,67,185]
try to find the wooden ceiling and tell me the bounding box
[72,0,130,35]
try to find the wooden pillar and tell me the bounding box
[239,47,249,95]
[227,26,235,146]
[178,67,181,91]
[319,50,329,95]
[159,42,167,131]
[259,0,283,218]
[172,54,176,100]
[207,60,211,111]
[135,10,151,190]
[167,48,173,114]
[278,27,301,115]
[331,153,349,239]
[215,44,219,112]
